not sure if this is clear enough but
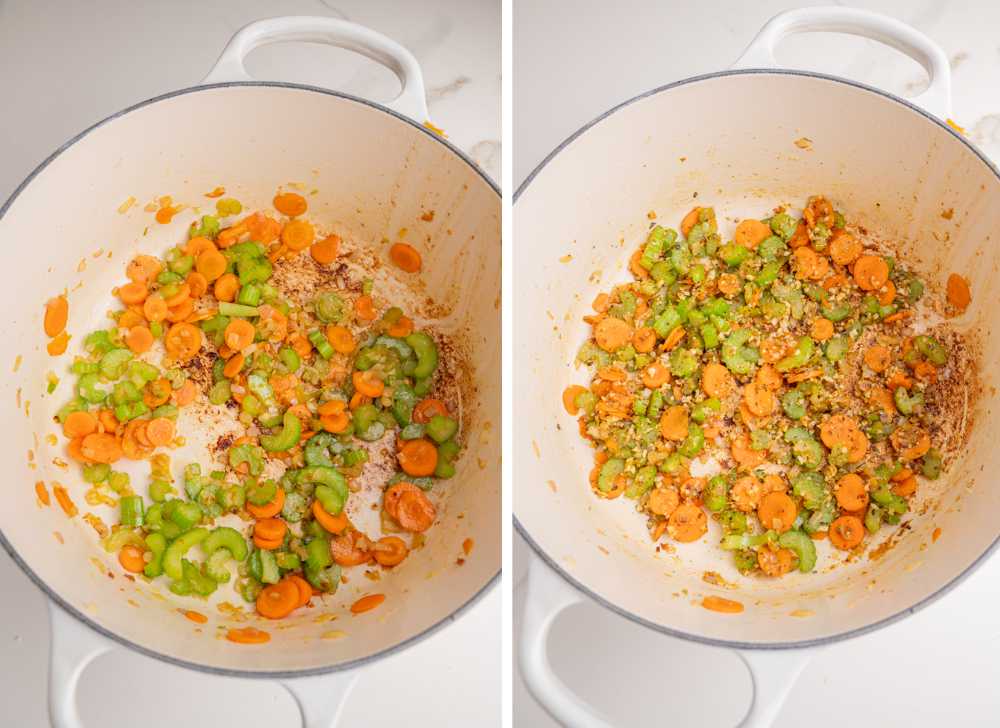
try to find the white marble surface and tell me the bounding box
[514,1,1000,726]
[0,1,499,726]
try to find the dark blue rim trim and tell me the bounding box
[514,67,1000,651]
[0,80,500,678]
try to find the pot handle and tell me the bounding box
[519,557,615,727]
[280,671,361,728]
[201,15,429,123]
[520,558,816,727]
[48,601,114,728]
[48,598,358,728]
[736,649,815,728]
[731,6,952,119]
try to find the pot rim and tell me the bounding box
[0,80,501,678]
[513,67,1000,651]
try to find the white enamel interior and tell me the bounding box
[514,71,999,646]
[0,84,499,672]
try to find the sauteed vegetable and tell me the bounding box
[51,190,461,621]
[564,196,974,577]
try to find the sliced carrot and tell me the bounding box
[145,418,175,446]
[701,362,732,398]
[659,405,689,441]
[758,545,795,576]
[742,381,775,417]
[631,327,656,353]
[186,236,217,258]
[354,295,376,321]
[53,485,78,517]
[389,243,422,273]
[44,296,68,337]
[247,487,285,519]
[164,322,202,361]
[125,325,154,354]
[835,473,869,511]
[126,255,162,284]
[667,503,707,542]
[35,481,50,506]
[118,544,146,573]
[47,331,70,356]
[352,370,385,398]
[254,517,287,542]
[196,249,228,282]
[142,294,168,323]
[285,574,313,608]
[226,627,270,644]
[312,500,349,534]
[253,533,283,550]
[63,411,97,439]
[734,219,771,249]
[118,309,145,329]
[310,235,340,264]
[397,439,438,477]
[680,207,701,236]
[810,317,834,342]
[661,327,686,351]
[387,316,414,339]
[755,364,782,391]
[326,325,355,354]
[641,361,671,389]
[173,380,198,407]
[864,345,891,373]
[878,279,897,306]
[223,352,245,378]
[143,378,171,408]
[80,432,122,463]
[731,433,766,469]
[819,414,858,449]
[185,271,209,298]
[829,515,865,550]
[788,220,809,248]
[281,219,316,252]
[224,319,255,351]
[946,272,971,311]
[413,398,449,424]
[256,580,299,619]
[273,192,307,217]
[66,437,93,464]
[395,489,437,532]
[829,230,862,265]
[373,536,409,567]
[853,255,889,291]
[758,492,797,533]
[117,281,148,305]
[351,594,386,614]
[213,273,239,302]
[887,371,913,391]
[593,317,632,352]
[182,609,208,624]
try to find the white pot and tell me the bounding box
[515,7,996,726]
[0,16,500,728]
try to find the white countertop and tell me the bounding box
[0,1,499,726]
[514,1,1000,726]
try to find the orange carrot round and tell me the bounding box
[312,500,349,534]
[118,282,148,305]
[213,273,239,302]
[247,487,285,519]
[326,325,355,354]
[226,627,270,644]
[196,249,228,282]
[143,294,169,323]
[145,418,175,446]
[256,580,299,619]
[829,515,865,550]
[397,439,438,477]
[224,319,256,351]
[63,411,97,439]
[389,243,422,273]
[281,219,315,252]
[373,536,409,567]
[351,594,385,614]
[352,370,384,397]
[273,192,307,217]
[354,295,376,321]
[125,325,154,354]
[164,322,202,361]
[118,545,146,573]
[44,296,69,337]
[310,235,340,264]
